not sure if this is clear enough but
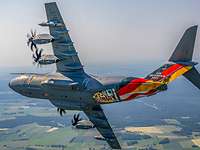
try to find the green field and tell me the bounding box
[1,99,200,150]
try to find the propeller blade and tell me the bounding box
[38,49,43,57]
[56,59,60,63]
[57,108,66,116]
[27,33,32,47]
[60,110,63,116]
[77,113,80,119]
[73,114,76,121]
[72,120,76,126]
[72,114,76,126]
[62,109,66,116]
[77,113,82,122]
[33,43,37,50]
[72,113,82,126]
[72,119,76,126]
[32,54,36,60]
[30,43,34,51]
[35,49,39,57]
[33,49,40,63]
[31,42,37,51]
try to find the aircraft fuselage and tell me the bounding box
[9,72,167,111]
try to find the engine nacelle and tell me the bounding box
[39,21,63,27]
[75,120,94,129]
[38,54,59,65]
[32,34,54,45]
[94,135,106,141]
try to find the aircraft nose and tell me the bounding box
[9,78,17,90]
[9,77,24,92]
[9,75,29,91]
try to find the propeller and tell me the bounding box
[32,48,43,63]
[71,113,82,126]
[57,108,66,116]
[27,29,37,51]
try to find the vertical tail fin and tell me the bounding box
[146,26,200,90]
[169,25,198,62]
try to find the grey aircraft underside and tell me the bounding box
[9,2,200,150]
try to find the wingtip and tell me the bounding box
[45,2,57,6]
[187,25,198,31]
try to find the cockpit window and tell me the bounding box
[16,75,29,83]
[17,75,28,80]
[29,76,46,85]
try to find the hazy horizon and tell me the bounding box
[0,0,200,67]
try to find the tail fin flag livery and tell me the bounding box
[117,26,200,101]
[146,25,199,87]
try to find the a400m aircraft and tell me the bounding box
[9,2,200,149]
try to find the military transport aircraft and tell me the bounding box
[9,2,200,149]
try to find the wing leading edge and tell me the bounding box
[84,105,121,149]
[45,2,84,73]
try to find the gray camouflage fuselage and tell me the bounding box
[9,72,126,110]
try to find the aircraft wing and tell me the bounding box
[45,2,83,73]
[84,105,121,149]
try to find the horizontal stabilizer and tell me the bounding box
[169,25,198,62]
[183,67,200,90]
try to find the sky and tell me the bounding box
[0,0,200,67]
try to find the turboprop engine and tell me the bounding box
[32,49,60,65]
[39,21,63,27]
[32,33,55,45]
[38,54,60,65]
[27,29,54,51]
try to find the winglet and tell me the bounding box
[169,25,198,62]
